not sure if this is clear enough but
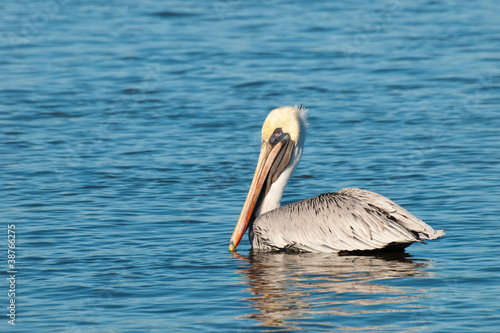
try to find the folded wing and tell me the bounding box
[251,188,444,252]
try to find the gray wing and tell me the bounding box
[251,188,444,252]
[338,188,444,240]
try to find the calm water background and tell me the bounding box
[1,0,500,332]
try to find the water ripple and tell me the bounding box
[1,0,500,332]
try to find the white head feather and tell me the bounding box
[255,105,308,217]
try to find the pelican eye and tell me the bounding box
[269,127,284,145]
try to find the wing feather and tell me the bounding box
[251,189,444,252]
[338,188,445,240]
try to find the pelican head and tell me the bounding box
[229,105,308,251]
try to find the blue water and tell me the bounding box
[1,0,500,332]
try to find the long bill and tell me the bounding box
[229,140,285,252]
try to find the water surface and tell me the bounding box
[1,0,500,332]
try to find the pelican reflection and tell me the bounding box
[233,252,430,331]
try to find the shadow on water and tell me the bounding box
[231,251,431,331]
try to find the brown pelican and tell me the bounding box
[229,106,444,252]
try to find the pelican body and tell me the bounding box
[229,106,444,253]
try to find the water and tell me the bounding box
[1,0,500,331]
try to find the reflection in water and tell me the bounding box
[233,252,431,331]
